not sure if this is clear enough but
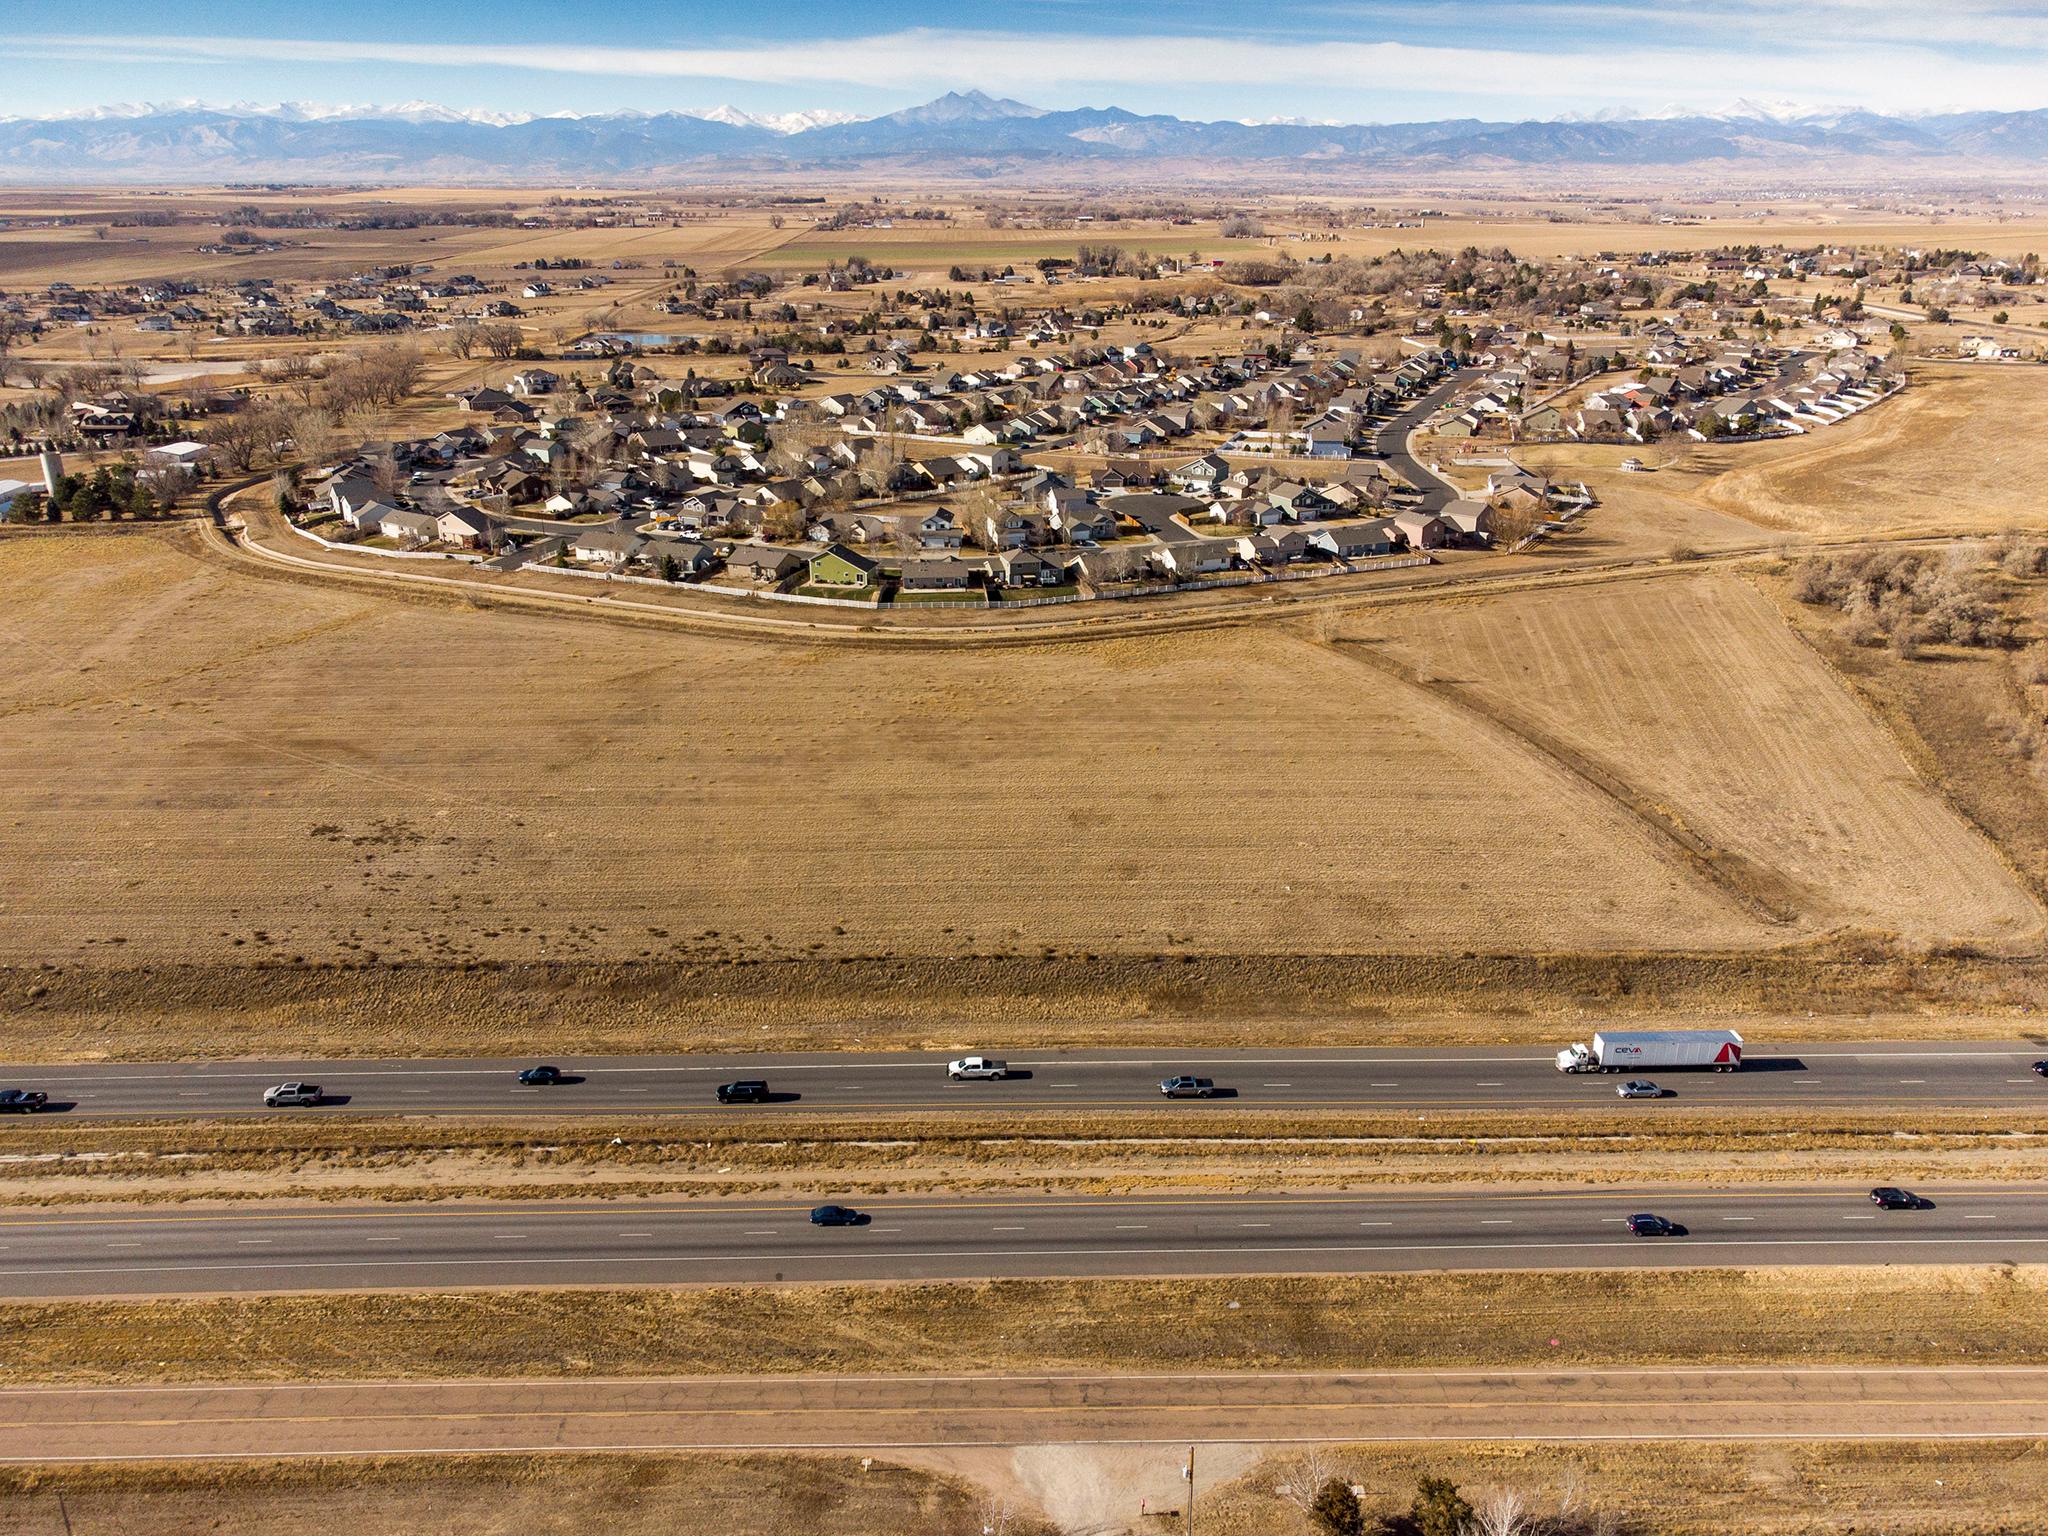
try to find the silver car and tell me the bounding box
[1615,1079,1664,1099]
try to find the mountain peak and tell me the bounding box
[883,90,1048,125]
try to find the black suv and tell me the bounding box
[1628,1213,1685,1237]
[0,1089,47,1113]
[1870,1186,1928,1210]
[717,1080,772,1104]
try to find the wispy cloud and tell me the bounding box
[19,27,2048,114]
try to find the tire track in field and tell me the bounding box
[1315,632,1809,928]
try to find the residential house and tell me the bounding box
[724,545,805,585]
[1169,452,1231,494]
[917,508,966,550]
[1439,500,1497,545]
[377,508,439,545]
[899,558,976,592]
[569,530,643,567]
[998,549,1061,587]
[807,544,879,589]
[1391,510,1448,550]
[1152,541,1237,577]
[1312,518,1402,559]
[434,507,498,549]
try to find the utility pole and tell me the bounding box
[1184,1443,1195,1536]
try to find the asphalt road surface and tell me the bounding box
[8,1367,2046,1460]
[1374,372,1469,509]
[1,1041,2041,1120]
[3,1185,2044,1299]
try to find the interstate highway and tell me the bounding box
[1,1184,2046,1298]
[0,1041,2043,1119]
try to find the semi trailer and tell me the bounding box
[1555,1029,1743,1073]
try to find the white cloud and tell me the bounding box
[18,28,2048,116]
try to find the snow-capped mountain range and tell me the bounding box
[3,90,2047,179]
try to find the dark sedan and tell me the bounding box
[809,1204,869,1227]
[1871,1186,1929,1210]
[517,1065,566,1086]
[0,1089,48,1114]
[1628,1213,1685,1237]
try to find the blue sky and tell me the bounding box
[10,0,2048,122]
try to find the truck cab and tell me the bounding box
[1556,1043,1599,1073]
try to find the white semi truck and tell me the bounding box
[1555,1028,1743,1074]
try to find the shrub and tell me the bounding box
[1310,1477,1366,1536]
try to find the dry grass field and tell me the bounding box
[7,1109,2048,1208]
[1696,364,2048,537]
[1350,572,2042,948]
[1,1441,2040,1536]
[11,1267,2048,1384]
[0,1454,1015,1536]
[1208,1440,2048,1536]
[0,527,1770,976]
[4,518,2047,1056]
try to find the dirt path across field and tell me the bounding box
[7,1367,2048,1462]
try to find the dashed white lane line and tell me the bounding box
[1722,1217,1755,1223]
[1240,1222,1272,1228]
[992,1225,1025,1232]
[1371,1082,1399,1088]
[617,1232,653,1239]
[1965,1214,2000,1220]
[1115,1224,1149,1230]
[1843,1215,1876,1221]
[1480,1219,1513,1226]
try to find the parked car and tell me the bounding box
[947,1057,1009,1081]
[717,1080,772,1104]
[1160,1076,1217,1098]
[809,1204,868,1227]
[1870,1186,1928,1210]
[262,1082,322,1107]
[517,1065,565,1085]
[0,1089,48,1114]
[1615,1080,1664,1099]
[1627,1213,1685,1237]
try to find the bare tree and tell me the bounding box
[478,322,525,360]
[271,400,334,465]
[369,450,404,500]
[1466,1487,1534,1536]
[204,405,285,473]
[1273,1448,1342,1515]
[446,321,481,360]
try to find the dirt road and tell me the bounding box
[7,1368,2048,1461]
